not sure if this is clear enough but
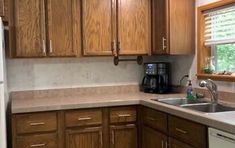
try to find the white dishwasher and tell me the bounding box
[209,128,235,148]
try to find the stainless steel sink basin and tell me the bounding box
[152,97,235,113]
[181,103,235,113]
[153,98,209,106]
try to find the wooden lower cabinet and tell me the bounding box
[65,127,103,148]
[142,126,167,148]
[110,124,137,148]
[169,138,194,148]
[16,133,58,148]
[12,106,208,148]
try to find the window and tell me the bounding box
[205,4,235,72]
[212,43,235,72]
[197,0,235,82]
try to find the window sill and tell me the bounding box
[196,74,235,82]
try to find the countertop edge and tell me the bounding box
[11,97,235,134]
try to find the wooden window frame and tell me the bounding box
[197,0,235,82]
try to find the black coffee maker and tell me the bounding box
[142,62,171,93]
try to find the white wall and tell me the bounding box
[196,0,220,6]
[6,55,194,92]
[6,57,144,91]
[190,0,235,92]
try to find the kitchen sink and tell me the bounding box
[181,103,235,113]
[152,97,235,113]
[153,98,209,106]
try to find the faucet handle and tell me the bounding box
[207,79,218,91]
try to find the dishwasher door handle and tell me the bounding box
[215,133,235,144]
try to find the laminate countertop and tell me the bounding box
[11,85,235,134]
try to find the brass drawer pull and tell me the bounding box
[118,114,131,117]
[111,130,115,144]
[78,117,92,121]
[176,128,187,134]
[100,131,103,146]
[147,117,157,121]
[30,143,46,147]
[125,124,135,127]
[29,122,45,126]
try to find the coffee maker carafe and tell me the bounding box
[142,62,170,93]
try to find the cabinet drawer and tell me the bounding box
[142,107,167,133]
[110,106,136,123]
[15,112,57,134]
[65,109,102,127]
[16,133,57,148]
[168,115,207,148]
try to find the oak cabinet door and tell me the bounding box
[169,0,195,55]
[169,138,194,148]
[47,0,80,57]
[0,0,4,17]
[152,0,195,55]
[66,127,103,148]
[142,126,167,148]
[152,0,168,54]
[110,124,137,148]
[13,0,46,57]
[82,0,113,56]
[117,0,151,55]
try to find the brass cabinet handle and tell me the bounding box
[29,122,45,126]
[117,114,131,117]
[111,130,115,144]
[161,140,164,148]
[30,143,46,147]
[112,40,116,54]
[99,131,103,146]
[49,40,53,53]
[42,40,46,54]
[78,117,92,121]
[176,128,188,134]
[162,37,167,51]
[146,117,157,121]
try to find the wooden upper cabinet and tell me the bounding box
[12,0,46,57]
[152,0,167,54]
[118,0,151,55]
[152,0,195,55]
[83,0,151,56]
[82,0,113,56]
[0,0,8,20]
[0,0,4,17]
[169,0,195,55]
[10,0,81,58]
[47,0,80,57]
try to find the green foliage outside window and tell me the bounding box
[216,44,235,72]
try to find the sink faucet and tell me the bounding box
[199,79,218,104]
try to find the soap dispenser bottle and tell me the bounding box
[186,80,194,100]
